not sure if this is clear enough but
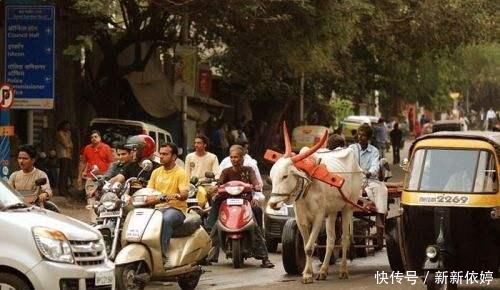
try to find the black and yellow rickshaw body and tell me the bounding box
[397,132,500,278]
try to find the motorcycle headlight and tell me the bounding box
[101,192,119,210]
[225,186,244,195]
[32,227,74,264]
[265,203,288,216]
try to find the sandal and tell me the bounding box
[260,259,275,268]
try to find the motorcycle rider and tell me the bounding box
[145,143,189,267]
[207,145,275,268]
[219,142,265,227]
[108,135,157,184]
[348,124,388,227]
[185,134,220,180]
[9,144,52,203]
[102,142,134,180]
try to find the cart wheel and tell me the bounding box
[281,219,305,275]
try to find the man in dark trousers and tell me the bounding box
[390,122,403,164]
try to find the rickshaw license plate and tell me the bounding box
[95,270,114,286]
[227,199,244,206]
[418,194,469,205]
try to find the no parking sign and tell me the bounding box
[0,84,15,109]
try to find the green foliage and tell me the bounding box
[63,35,93,61]
[329,98,354,128]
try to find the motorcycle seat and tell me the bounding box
[172,213,202,238]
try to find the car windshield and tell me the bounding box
[406,149,498,193]
[0,179,24,208]
[90,123,143,146]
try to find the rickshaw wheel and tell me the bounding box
[426,273,458,290]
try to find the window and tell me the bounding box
[405,149,498,193]
[158,133,166,145]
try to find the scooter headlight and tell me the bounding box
[426,245,439,260]
[226,186,244,195]
[32,227,74,264]
[188,184,197,198]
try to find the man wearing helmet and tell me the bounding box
[108,135,158,184]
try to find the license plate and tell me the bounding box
[99,211,121,218]
[187,198,198,203]
[227,198,244,206]
[95,270,114,286]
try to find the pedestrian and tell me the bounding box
[82,130,113,222]
[374,118,388,158]
[56,120,73,196]
[486,107,497,131]
[390,122,403,164]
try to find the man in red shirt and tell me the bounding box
[82,130,113,177]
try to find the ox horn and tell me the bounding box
[283,122,292,157]
[291,130,328,163]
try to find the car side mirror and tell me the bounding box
[35,177,47,186]
[205,172,215,179]
[140,160,153,171]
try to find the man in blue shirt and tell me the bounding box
[348,124,388,217]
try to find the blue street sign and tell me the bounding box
[5,5,55,109]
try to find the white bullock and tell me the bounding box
[268,126,363,284]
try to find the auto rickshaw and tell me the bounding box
[386,131,500,290]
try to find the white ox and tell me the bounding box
[268,127,363,284]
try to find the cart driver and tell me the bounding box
[349,124,388,226]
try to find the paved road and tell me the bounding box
[55,140,500,289]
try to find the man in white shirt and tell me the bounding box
[185,134,220,180]
[486,107,497,131]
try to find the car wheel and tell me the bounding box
[0,273,31,290]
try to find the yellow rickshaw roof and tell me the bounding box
[410,131,500,154]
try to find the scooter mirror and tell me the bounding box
[190,176,199,185]
[91,165,99,174]
[140,160,153,171]
[205,172,215,179]
[35,177,47,186]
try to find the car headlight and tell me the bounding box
[226,186,244,195]
[265,203,288,216]
[32,227,74,264]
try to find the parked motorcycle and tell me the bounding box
[214,180,257,268]
[114,185,211,290]
[18,177,60,212]
[91,160,153,260]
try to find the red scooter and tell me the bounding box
[215,180,256,268]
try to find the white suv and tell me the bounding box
[0,180,115,290]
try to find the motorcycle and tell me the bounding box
[18,177,60,212]
[215,180,257,268]
[91,160,153,260]
[114,185,212,290]
[186,172,216,226]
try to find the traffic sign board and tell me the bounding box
[0,83,15,109]
[5,5,55,109]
